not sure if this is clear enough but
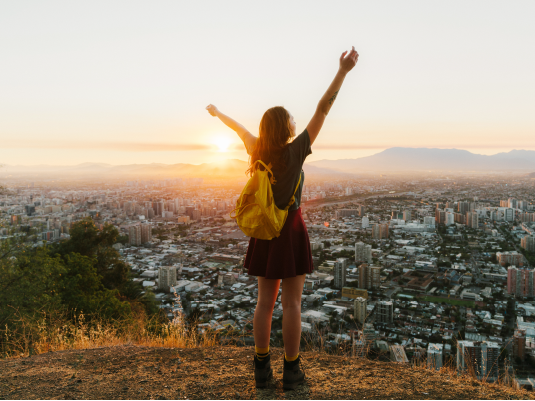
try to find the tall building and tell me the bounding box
[375,300,393,324]
[358,264,381,290]
[466,211,479,228]
[156,201,165,216]
[355,242,372,264]
[358,205,366,217]
[435,209,446,224]
[361,216,369,228]
[456,341,500,381]
[508,198,518,209]
[423,216,435,227]
[497,251,524,267]
[128,225,141,246]
[521,235,535,252]
[507,266,535,297]
[427,343,444,371]
[520,213,535,223]
[141,223,152,243]
[403,210,412,221]
[445,212,455,226]
[354,322,377,356]
[504,208,515,222]
[334,258,348,289]
[513,329,526,361]
[372,223,389,239]
[353,297,367,324]
[458,201,470,214]
[158,266,177,292]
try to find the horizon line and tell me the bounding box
[2,146,535,168]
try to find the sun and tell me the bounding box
[213,137,232,152]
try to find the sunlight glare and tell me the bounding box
[213,137,232,152]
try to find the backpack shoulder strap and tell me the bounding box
[285,172,302,210]
[252,160,277,184]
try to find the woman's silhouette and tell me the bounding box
[206,46,359,390]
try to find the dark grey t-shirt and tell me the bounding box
[268,129,312,211]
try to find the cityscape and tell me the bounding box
[2,169,535,389]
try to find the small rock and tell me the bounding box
[235,392,240,398]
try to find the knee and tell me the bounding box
[256,300,276,312]
[282,298,301,311]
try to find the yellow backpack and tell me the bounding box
[230,160,301,240]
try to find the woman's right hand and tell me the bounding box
[206,104,219,116]
[339,46,359,74]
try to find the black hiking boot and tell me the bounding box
[283,355,305,391]
[253,354,273,388]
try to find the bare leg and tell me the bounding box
[281,274,306,357]
[253,277,280,348]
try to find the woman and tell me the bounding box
[206,46,359,390]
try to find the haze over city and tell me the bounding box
[1,1,535,166]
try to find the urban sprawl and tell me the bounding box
[2,174,535,389]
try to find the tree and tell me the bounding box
[59,253,131,321]
[0,245,65,330]
[51,218,130,291]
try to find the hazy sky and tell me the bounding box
[1,1,534,166]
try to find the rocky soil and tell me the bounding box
[0,345,532,400]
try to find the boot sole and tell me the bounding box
[255,371,273,388]
[283,378,305,391]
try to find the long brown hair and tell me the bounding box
[246,106,294,177]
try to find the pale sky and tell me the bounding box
[1,1,534,166]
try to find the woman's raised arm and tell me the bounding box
[206,104,257,153]
[306,46,359,145]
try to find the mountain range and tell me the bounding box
[308,148,535,173]
[0,159,345,179]
[3,148,535,178]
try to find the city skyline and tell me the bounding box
[2,1,535,166]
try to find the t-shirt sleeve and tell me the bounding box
[289,129,312,165]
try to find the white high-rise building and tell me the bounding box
[403,210,412,221]
[423,216,435,227]
[361,216,369,228]
[334,258,348,289]
[353,297,367,324]
[505,208,515,222]
[355,242,372,264]
[445,212,455,226]
[427,343,444,371]
[508,198,518,209]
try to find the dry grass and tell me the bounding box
[1,345,533,400]
[1,303,530,398]
[1,297,217,359]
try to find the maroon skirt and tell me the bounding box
[244,208,314,279]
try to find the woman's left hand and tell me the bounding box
[206,104,219,116]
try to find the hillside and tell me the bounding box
[0,345,531,400]
[309,148,535,173]
[1,159,346,179]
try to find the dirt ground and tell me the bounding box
[0,345,532,400]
